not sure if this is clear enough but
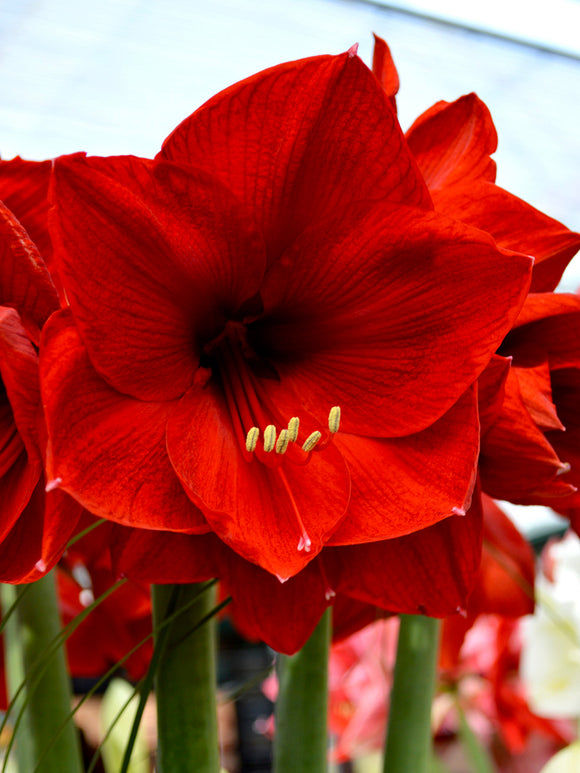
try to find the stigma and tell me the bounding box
[245,406,341,458]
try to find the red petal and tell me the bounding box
[50,154,265,401]
[480,369,572,502]
[516,360,563,431]
[505,297,580,372]
[0,306,42,536]
[0,200,58,340]
[160,52,430,260]
[40,310,209,533]
[112,528,219,583]
[542,368,580,528]
[328,388,478,544]
[512,292,580,328]
[326,491,483,616]
[0,479,43,579]
[0,485,83,583]
[331,596,389,642]
[432,182,580,293]
[0,157,53,269]
[0,306,41,459]
[0,452,41,546]
[478,355,511,434]
[406,94,497,190]
[115,527,331,655]
[166,379,350,580]
[372,34,399,110]
[36,490,85,577]
[468,496,535,618]
[258,202,532,436]
[216,548,331,654]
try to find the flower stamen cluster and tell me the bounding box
[245,406,341,457]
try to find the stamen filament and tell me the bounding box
[220,365,256,460]
[224,337,269,428]
[263,424,277,453]
[276,467,312,553]
[302,431,321,452]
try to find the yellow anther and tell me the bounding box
[276,429,290,454]
[287,416,300,443]
[328,406,341,434]
[302,430,321,452]
[245,427,259,453]
[263,424,277,453]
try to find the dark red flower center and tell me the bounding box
[202,320,342,554]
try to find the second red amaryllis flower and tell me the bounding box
[40,50,532,581]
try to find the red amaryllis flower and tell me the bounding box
[372,36,580,515]
[41,50,532,587]
[480,294,580,505]
[101,473,478,654]
[0,197,83,581]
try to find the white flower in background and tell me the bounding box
[539,740,580,773]
[520,531,580,718]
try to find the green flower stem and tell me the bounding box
[5,572,83,773]
[383,614,441,773]
[273,606,331,773]
[151,583,219,773]
[1,584,34,773]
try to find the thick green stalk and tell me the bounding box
[383,614,441,773]
[273,607,331,773]
[8,572,83,773]
[1,584,34,773]
[151,583,219,773]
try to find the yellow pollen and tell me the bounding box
[263,424,277,453]
[328,406,341,434]
[287,417,300,442]
[276,429,290,454]
[245,427,259,453]
[302,430,321,452]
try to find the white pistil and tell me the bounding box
[275,429,290,454]
[287,416,300,442]
[328,405,341,433]
[263,424,277,453]
[245,427,259,453]
[302,430,321,452]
